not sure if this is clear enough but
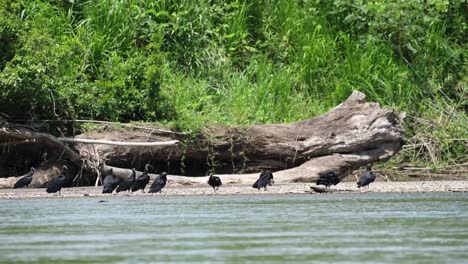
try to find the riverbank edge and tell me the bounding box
[1,181,467,200]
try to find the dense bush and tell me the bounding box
[0,0,465,165]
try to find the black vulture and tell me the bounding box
[116,168,136,193]
[357,165,376,188]
[13,167,35,188]
[252,170,274,191]
[149,172,167,193]
[316,170,340,189]
[46,165,68,195]
[102,169,122,194]
[131,164,153,193]
[207,174,222,192]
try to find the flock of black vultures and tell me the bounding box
[12,163,376,195]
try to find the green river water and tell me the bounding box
[0,192,467,263]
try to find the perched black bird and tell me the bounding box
[316,170,340,189]
[149,172,167,193]
[253,170,274,191]
[207,174,222,192]
[13,167,35,188]
[116,168,136,193]
[102,169,122,194]
[46,165,68,195]
[131,164,153,193]
[357,165,376,188]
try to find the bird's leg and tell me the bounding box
[141,189,145,193]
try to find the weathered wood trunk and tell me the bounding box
[85,91,405,182]
[0,91,405,186]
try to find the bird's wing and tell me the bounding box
[252,179,260,188]
[208,176,221,186]
[112,177,122,185]
[357,174,371,186]
[46,177,62,192]
[150,177,166,192]
[14,176,30,188]
[56,176,66,186]
[258,176,268,188]
[116,179,131,191]
[136,173,151,184]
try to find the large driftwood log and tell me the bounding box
[86,91,405,182]
[0,91,405,186]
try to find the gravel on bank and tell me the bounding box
[1,181,467,199]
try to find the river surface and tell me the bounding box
[0,192,467,263]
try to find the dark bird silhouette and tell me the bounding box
[149,172,167,193]
[357,165,376,188]
[253,170,274,191]
[131,164,153,193]
[316,170,340,189]
[116,168,136,193]
[102,169,122,194]
[207,174,222,192]
[13,167,35,188]
[46,165,68,195]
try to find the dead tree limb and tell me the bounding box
[59,137,180,146]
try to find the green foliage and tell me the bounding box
[0,1,69,120]
[0,0,465,165]
[0,13,19,71]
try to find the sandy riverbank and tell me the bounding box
[1,180,467,199]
